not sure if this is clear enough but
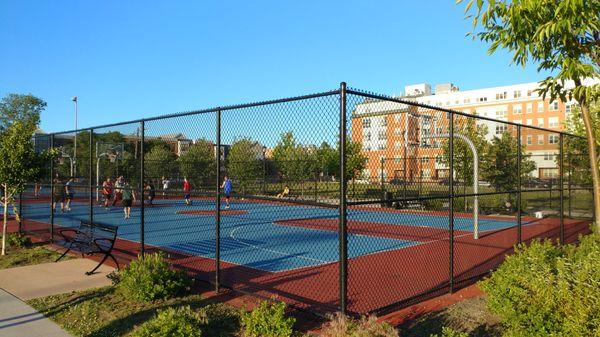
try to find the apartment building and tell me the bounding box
[351,79,598,182]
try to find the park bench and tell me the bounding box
[55,220,119,275]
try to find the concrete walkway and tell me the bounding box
[0,288,73,337]
[0,258,114,300]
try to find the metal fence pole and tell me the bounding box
[18,192,22,234]
[380,157,385,199]
[215,108,222,293]
[448,112,455,293]
[50,134,55,242]
[140,121,145,258]
[89,130,94,223]
[517,126,522,244]
[339,82,348,314]
[559,134,564,244]
[568,152,572,218]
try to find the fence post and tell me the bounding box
[215,108,222,293]
[89,130,94,224]
[50,134,55,242]
[339,82,348,314]
[448,112,455,293]
[140,121,145,258]
[559,133,564,244]
[517,126,522,244]
[18,192,22,234]
[568,151,572,218]
[380,157,385,200]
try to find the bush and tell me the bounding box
[319,313,398,337]
[7,233,32,249]
[429,327,468,337]
[132,306,203,337]
[480,233,600,337]
[118,252,192,302]
[240,301,295,337]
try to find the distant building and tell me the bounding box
[351,79,599,182]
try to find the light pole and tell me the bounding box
[72,96,78,177]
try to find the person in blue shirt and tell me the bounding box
[220,176,232,209]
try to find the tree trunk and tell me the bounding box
[579,103,600,230]
[2,185,7,256]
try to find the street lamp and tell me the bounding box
[72,96,78,177]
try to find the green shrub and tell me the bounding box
[197,304,240,337]
[319,313,398,337]
[131,306,203,337]
[118,252,192,302]
[7,233,32,249]
[429,327,468,337]
[240,301,295,337]
[480,233,600,337]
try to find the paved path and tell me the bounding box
[0,259,114,300]
[0,288,73,337]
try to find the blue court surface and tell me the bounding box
[21,198,519,272]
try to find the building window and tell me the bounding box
[496,124,508,134]
[537,101,544,113]
[379,117,387,127]
[436,155,443,164]
[394,157,401,164]
[378,131,386,140]
[365,132,371,141]
[538,134,544,145]
[377,144,386,150]
[549,101,559,111]
[549,134,559,144]
[514,90,522,98]
[394,141,401,149]
[496,92,507,100]
[496,109,508,118]
[394,128,402,136]
[526,119,533,126]
[421,157,428,164]
[548,117,559,128]
[526,103,533,114]
[527,90,533,97]
[513,105,522,114]
[540,168,559,179]
[363,118,371,128]
[394,114,401,122]
[464,98,471,104]
[526,135,532,145]
[537,118,544,127]
[363,144,371,151]
[478,96,488,102]
[514,119,522,125]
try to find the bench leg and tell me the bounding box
[86,253,110,275]
[55,246,72,262]
[108,254,120,270]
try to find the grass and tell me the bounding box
[27,286,239,337]
[0,240,69,270]
[398,296,502,337]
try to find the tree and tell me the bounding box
[271,132,318,183]
[482,132,535,193]
[226,138,263,193]
[144,146,177,182]
[0,122,51,255]
[178,140,215,188]
[0,94,48,255]
[460,0,600,227]
[0,94,44,132]
[563,103,600,187]
[314,140,367,181]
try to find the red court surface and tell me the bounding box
[15,210,592,316]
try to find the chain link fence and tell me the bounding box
[18,83,594,316]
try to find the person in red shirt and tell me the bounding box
[183,177,192,205]
[101,177,114,210]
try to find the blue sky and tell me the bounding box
[0,1,550,136]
